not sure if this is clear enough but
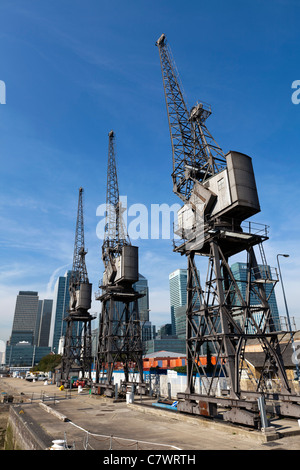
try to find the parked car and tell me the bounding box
[36,374,47,381]
[25,373,47,382]
[25,374,36,382]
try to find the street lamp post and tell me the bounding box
[277,254,300,381]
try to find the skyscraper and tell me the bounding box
[49,270,72,354]
[167,263,281,344]
[133,274,149,323]
[231,262,281,331]
[111,273,152,346]
[112,273,149,320]
[6,291,51,366]
[169,269,188,335]
[36,299,53,347]
[10,291,39,345]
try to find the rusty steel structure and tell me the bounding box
[94,131,145,397]
[60,187,94,388]
[156,33,300,427]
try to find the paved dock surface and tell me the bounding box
[1,377,300,451]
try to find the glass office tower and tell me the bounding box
[133,274,149,323]
[10,291,39,345]
[169,269,188,335]
[231,262,281,332]
[49,270,72,354]
[6,291,51,366]
[36,299,53,347]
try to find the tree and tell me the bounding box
[31,354,61,373]
[172,365,187,374]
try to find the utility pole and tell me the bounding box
[277,254,300,381]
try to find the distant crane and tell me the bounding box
[60,187,94,388]
[156,33,300,427]
[94,131,145,397]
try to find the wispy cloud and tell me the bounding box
[45,264,70,298]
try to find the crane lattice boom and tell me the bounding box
[69,187,89,310]
[102,130,130,268]
[156,33,226,202]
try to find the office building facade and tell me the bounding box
[114,272,152,337]
[231,262,281,332]
[5,291,51,366]
[169,268,200,336]
[10,291,39,345]
[133,274,150,323]
[169,269,187,335]
[36,299,53,347]
[49,270,72,354]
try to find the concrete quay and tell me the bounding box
[1,377,300,451]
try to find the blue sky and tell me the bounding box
[0,0,300,344]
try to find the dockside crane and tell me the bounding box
[94,131,145,398]
[156,33,300,427]
[61,187,94,388]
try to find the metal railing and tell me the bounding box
[65,421,182,451]
[173,216,270,248]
